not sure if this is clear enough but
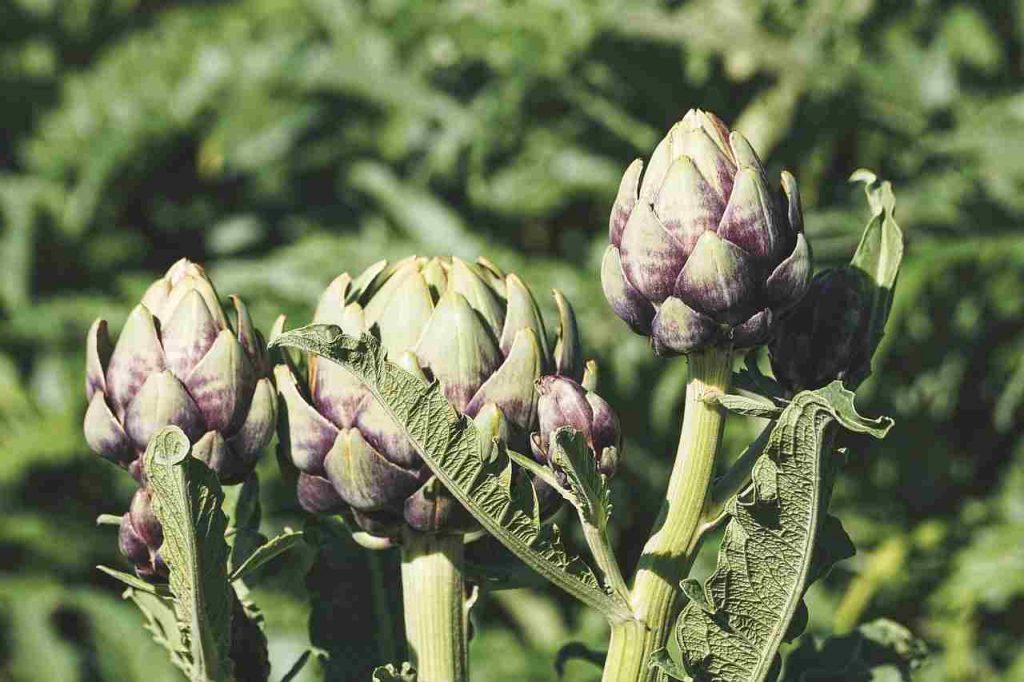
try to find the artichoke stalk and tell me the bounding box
[600,110,812,682]
[601,109,811,355]
[277,255,603,546]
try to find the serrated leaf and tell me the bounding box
[270,325,631,621]
[673,382,891,682]
[372,662,418,681]
[144,426,232,682]
[229,528,303,582]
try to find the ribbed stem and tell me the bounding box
[603,348,732,682]
[401,531,467,682]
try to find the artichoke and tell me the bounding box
[531,373,621,478]
[84,259,276,484]
[769,267,875,394]
[277,256,583,545]
[601,109,812,355]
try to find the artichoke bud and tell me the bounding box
[601,109,812,356]
[769,267,875,394]
[117,487,167,581]
[532,375,622,478]
[279,256,572,543]
[84,259,276,484]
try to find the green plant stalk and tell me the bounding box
[603,348,732,682]
[401,531,468,682]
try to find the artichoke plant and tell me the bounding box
[769,267,875,394]
[84,259,276,484]
[601,109,812,355]
[277,256,590,545]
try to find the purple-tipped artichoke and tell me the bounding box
[117,487,167,581]
[769,267,875,394]
[601,109,812,355]
[531,374,621,478]
[84,259,276,484]
[277,256,583,544]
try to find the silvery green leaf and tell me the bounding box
[672,382,891,682]
[372,662,418,681]
[97,565,171,597]
[270,325,631,621]
[144,426,232,682]
[229,528,303,583]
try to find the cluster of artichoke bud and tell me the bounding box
[602,109,811,356]
[84,259,276,578]
[277,256,621,547]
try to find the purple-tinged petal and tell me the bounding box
[619,202,686,304]
[86,319,112,401]
[730,308,772,349]
[355,394,419,469]
[650,296,716,356]
[500,274,550,362]
[601,246,655,334]
[154,260,228,329]
[105,305,166,419]
[119,513,150,566]
[610,159,643,245]
[226,377,276,464]
[692,110,733,160]
[323,429,423,511]
[231,295,266,374]
[404,478,476,534]
[586,392,621,466]
[415,291,502,412]
[728,130,765,174]
[161,289,219,381]
[311,355,367,430]
[297,472,346,515]
[84,392,133,464]
[654,156,726,257]
[765,232,812,311]
[312,274,352,327]
[129,487,162,549]
[553,290,582,381]
[448,257,504,336]
[465,328,543,431]
[184,329,256,433]
[674,231,760,325]
[275,364,338,474]
[638,129,675,202]
[677,125,736,201]
[717,167,783,262]
[191,431,239,482]
[780,170,803,234]
[124,370,205,451]
[536,376,593,453]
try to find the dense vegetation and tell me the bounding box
[1,1,1022,680]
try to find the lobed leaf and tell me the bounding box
[664,383,891,682]
[144,426,233,681]
[270,325,631,621]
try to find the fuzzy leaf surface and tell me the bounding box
[270,325,629,620]
[144,426,232,681]
[670,383,891,681]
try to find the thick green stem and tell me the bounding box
[401,531,467,682]
[603,348,732,682]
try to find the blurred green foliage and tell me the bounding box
[1,0,1023,679]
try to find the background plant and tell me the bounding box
[1,0,1023,680]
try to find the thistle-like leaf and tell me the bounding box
[270,325,631,621]
[144,426,232,682]
[667,382,891,682]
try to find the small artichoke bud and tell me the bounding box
[278,257,576,545]
[601,109,812,356]
[769,267,875,394]
[117,487,167,581]
[84,259,276,484]
[531,374,622,478]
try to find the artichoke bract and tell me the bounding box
[531,373,621,478]
[769,267,874,394]
[117,487,167,581]
[84,259,276,484]
[601,109,812,355]
[277,256,582,545]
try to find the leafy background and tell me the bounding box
[1,0,1022,679]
